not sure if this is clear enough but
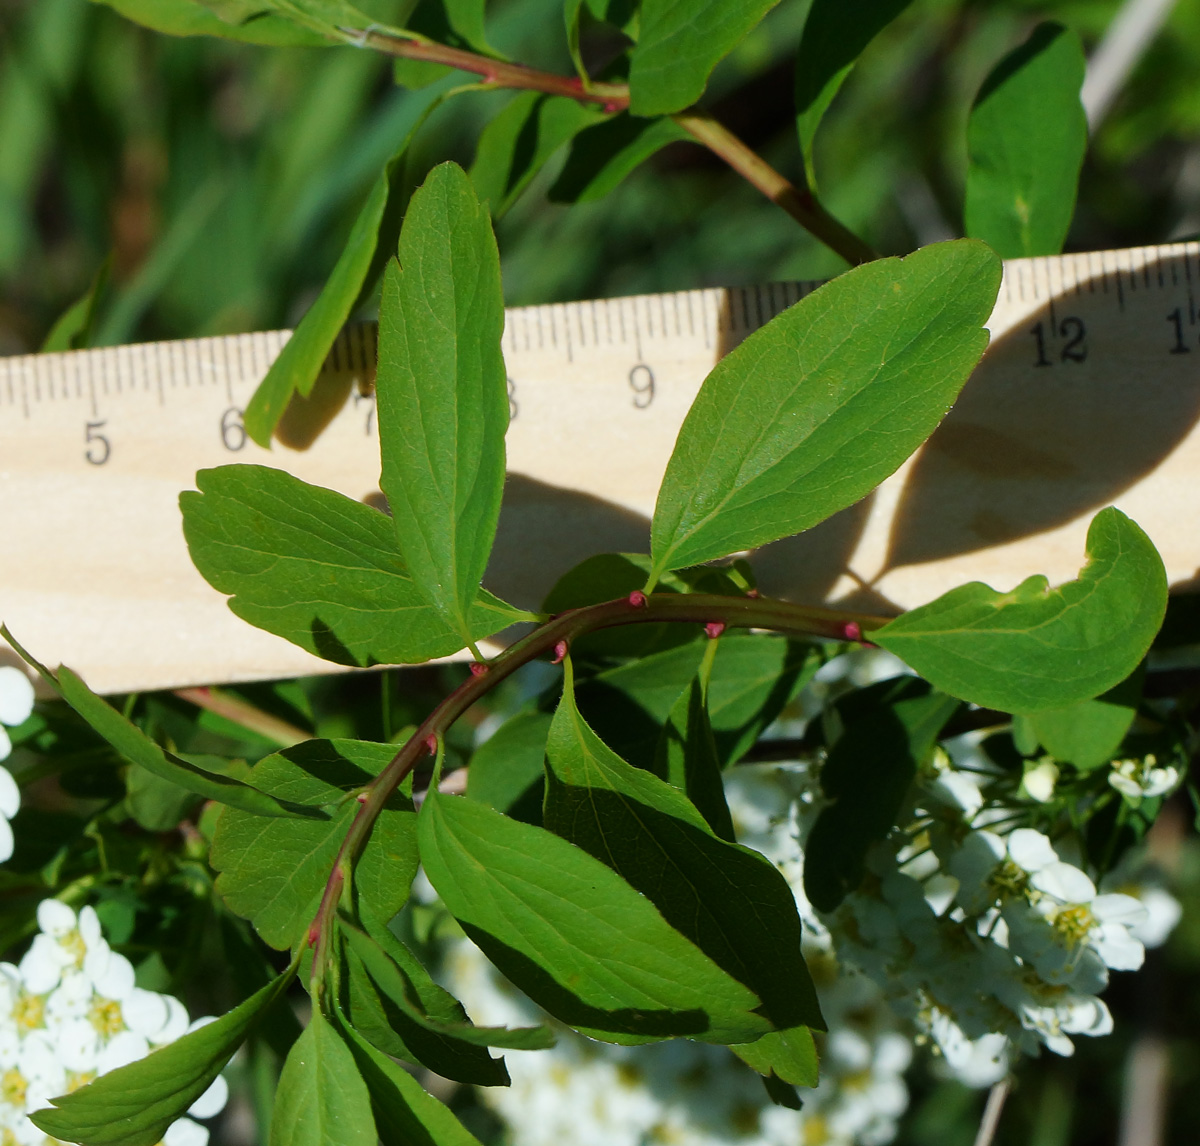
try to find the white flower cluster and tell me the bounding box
[0,900,226,1146]
[439,763,914,1146]
[438,647,1182,1146]
[0,668,35,864]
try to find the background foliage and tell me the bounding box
[3,1,1200,1144]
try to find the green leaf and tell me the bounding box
[579,633,819,770]
[245,152,405,445]
[211,750,417,948]
[964,22,1087,258]
[1,628,293,818]
[732,1025,819,1090]
[1024,665,1144,770]
[466,710,551,819]
[89,0,329,43]
[874,509,1167,714]
[564,0,638,82]
[32,971,293,1146]
[125,766,200,832]
[649,240,1001,581]
[377,162,509,646]
[244,73,468,442]
[628,0,780,116]
[341,923,552,1082]
[270,1008,377,1146]
[247,738,398,805]
[418,784,769,1044]
[804,679,958,911]
[652,672,735,840]
[334,1003,488,1146]
[793,0,911,186]
[544,663,824,1037]
[548,114,693,204]
[41,257,111,352]
[181,465,524,667]
[470,92,605,216]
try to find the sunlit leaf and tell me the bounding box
[418,782,769,1044]
[181,466,525,667]
[377,162,509,646]
[1023,666,1143,771]
[874,509,1167,714]
[544,663,823,1034]
[649,240,1000,582]
[270,1008,377,1146]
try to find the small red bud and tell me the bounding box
[628,590,647,608]
[745,588,760,599]
[705,621,726,640]
[843,622,863,642]
[425,734,439,754]
[307,925,320,947]
[551,639,569,665]
[470,661,490,678]
[356,792,368,804]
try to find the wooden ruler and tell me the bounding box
[4,241,1200,695]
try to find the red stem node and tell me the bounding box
[705,621,726,639]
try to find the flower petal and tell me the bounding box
[0,668,35,728]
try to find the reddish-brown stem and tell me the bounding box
[306,591,888,967]
[347,29,878,266]
[672,112,878,266]
[352,27,630,109]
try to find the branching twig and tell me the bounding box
[351,28,878,266]
[673,112,878,265]
[973,1078,1011,1146]
[305,590,887,973]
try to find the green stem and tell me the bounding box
[174,687,309,749]
[672,112,879,266]
[305,590,886,965]
[350,30,877,266]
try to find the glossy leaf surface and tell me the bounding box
[33,973,291,1146]
[964,22,1087,258]
[874,509,1167,714]
[377,162,509,644]
[544,666,824,1033]
[418,784,768,1044]
[182,466,522,667]
[629,0,780,115]
[649,240,1001,581]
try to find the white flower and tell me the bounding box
[0,668,35,756]
[1021,760,1059,803]
[1108,755,1179,800]
[0,900,230,1143]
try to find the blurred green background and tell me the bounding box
[3,0,1200,1143]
